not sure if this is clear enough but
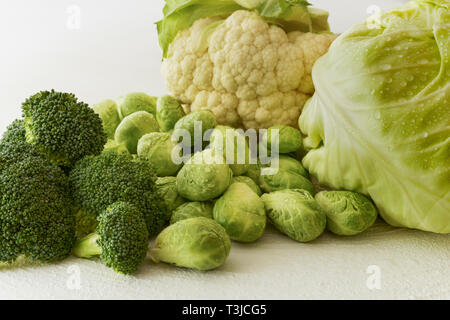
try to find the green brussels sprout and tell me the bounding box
[231,176,262,196]
[150,217,231,271]
[209,125,250,176]
[262,189,326,242]
[173,110,217,147]
[156,95,186,132]
[170,201,214,224]
[156,177,186,212]
[265,155,309,179]
[117,92,157,119]
[92,99,121,139]
[177,149,233,201]
[245,161,262,185]
[137,132,182,176]
[315,191,378,236]
[259,167,315,195]
[262,125,303,154]
[103,139,129,155]
[213,182,266,243]
[115,111,160,154]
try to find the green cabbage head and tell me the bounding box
[299,0,449,234]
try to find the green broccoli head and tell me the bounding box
[69,151,168,236]
[0,156,76,263]
[72,202,149,275]
[22,90,107,167]
[74,209,99,239]
[0,120,45,170]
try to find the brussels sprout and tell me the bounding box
[259,167,315,195]
[262,125,303,154]
[231,176,262,196]
[115,111,160,154]
[137,132,182,176]
[265,155,309,179]
[170,201,214,224]
[315,191,378,236]
[150,217,231,271]
[103,139,129,155]
[177,149,233,201]
[209,125,250,176]
[262,189,326,242]
[92,99,121,139]
[116,92,157,119]
[156,177,186,212]
[245,162,262,185]
[156,95,185,132]
[173,110,217,147]
[213,182,266,243]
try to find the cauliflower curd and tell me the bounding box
[162,11,336,130]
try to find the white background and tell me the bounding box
[1,0,449,300]
[0,0,410,133]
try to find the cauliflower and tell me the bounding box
[162,10,336,129]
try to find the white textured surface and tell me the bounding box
[1,221,449,300]
[1,0,448,300]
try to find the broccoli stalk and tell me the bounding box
[72,234,102,258]
[72,202,149,275]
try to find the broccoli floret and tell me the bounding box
[69,151,168,236]
[0,156,76,263]
[21,90,107,167]
[0,120,45,170]
[0,119,27,146]
[75,209,99,239]
[72,202,149,275]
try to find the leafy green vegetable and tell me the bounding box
[138,132,182,176]
[170,201,214,224]
[262,125,303,154]
[92,99,121,140]
[262,189,326,242]
[150,217,231,271]
[231,176,262,196]
[115,111,160,154]
[176,149,233,201]
[157,0,330,58]
[213,182,266,242]
[156,176,187,212]
[259,167,315,195]
[315,191,378,236]
[156,95,186,132]
[117,93,157,119]
[299,0,449,234]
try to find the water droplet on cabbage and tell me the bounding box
[375,111,381,120]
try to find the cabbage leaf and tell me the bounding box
[299,0,450,233]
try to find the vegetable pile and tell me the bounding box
[1,0,448,276]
